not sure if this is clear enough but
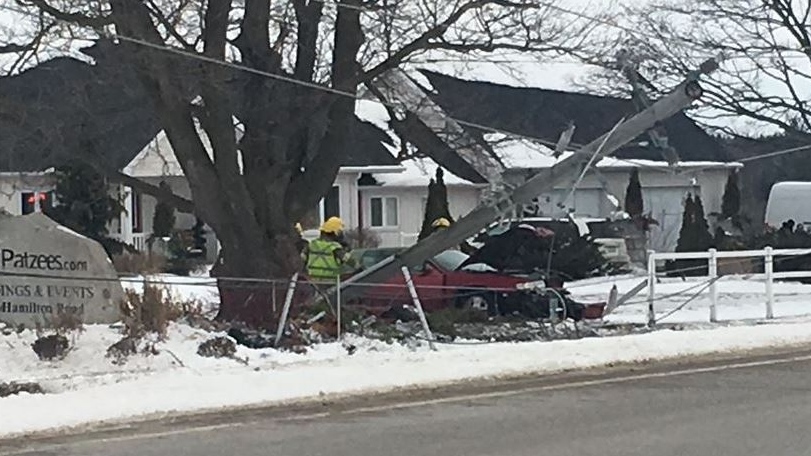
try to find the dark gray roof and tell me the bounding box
[0,41,161,172]
[420,70,730,162]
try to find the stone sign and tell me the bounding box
[0,211,123,328]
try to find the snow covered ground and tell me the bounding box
[2,273,811,439]
[568,275,811,324]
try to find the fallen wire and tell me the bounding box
[619,279,718,306]
[654,278,720,324]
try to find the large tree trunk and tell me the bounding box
[212,227,303,328]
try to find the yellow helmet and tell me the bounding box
[432,217,451,228]
[320,216,344,234]
[294,223,303,234]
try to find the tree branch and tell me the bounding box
[109,170,197,214]
[145,0,196,50]
[17,0,111,28]
[293,0,324,81]
[359,0,536,84]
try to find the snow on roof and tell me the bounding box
[489,136,742,171]
[370,156,481,187]
[364,130,742,189]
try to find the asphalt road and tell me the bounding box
[5,352,811,456]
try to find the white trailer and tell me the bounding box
[765,182,811,229]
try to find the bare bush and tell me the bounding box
[120,281,206,339]
[105,336,159,365]
[50,310,84,335]
[197,336,237,359]
[120,283,180,339]
[31,334,70,361]
[112,251,168,276]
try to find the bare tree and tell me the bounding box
[580,0,811,138]
[1,0,597,326]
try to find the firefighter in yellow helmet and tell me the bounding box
[430,217,474,253]
[306,217,356,283]
[431,217,451,231]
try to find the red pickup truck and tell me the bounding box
[348,249,605,320]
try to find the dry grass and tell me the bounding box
[119,281,204,339]
[112,251,168,275]
[50,310,84,335]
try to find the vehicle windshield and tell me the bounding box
[431,250,470,271]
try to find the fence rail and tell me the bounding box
[646,247,811,326]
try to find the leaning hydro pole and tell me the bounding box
[370,68,507,183]
[337,58,720,301]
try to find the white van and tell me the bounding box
[765,182,811,229]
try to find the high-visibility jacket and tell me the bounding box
[307,238,343,281]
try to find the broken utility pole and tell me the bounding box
[369,69,506,187]
[618,50,681,165]
[336,58,719,302]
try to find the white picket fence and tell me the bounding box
[646,247,811,325]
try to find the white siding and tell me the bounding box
[359,185,483,248]
[507,166,732,252]
[334,172,360,229]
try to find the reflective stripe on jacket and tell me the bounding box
[307,238,343,281]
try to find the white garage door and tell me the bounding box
[644,187,692,252]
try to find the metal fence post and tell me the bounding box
[647,250,656,327]
[765,246,774,319]
[708,248,718,323]
[336,275,342,340]
[272,280,277,314]
[274,272,299,347]
[401,266,436,350]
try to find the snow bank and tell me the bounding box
[4,318,811,438]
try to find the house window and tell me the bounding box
[370,197,398,227]
[132,192,143,233]
[21,191,52,214]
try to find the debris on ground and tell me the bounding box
[343,342,357,355]
[197,336,237,359]
[0,382,44,398]
[0,322,13,336]
[227,327,275,349]
[106,336,140,365]
[31,334,70,361]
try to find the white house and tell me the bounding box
[0,135,740,256]
[354,139,741,252]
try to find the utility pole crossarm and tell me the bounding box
[337,59,718,300]
[618,53,681,165]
